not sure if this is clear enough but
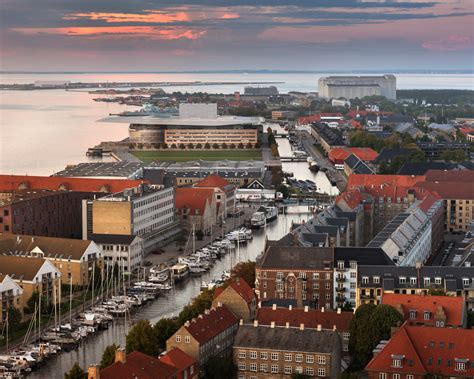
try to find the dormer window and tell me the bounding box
[455,360,466,372]
[424,311,431,320]
[409,310,416,319]
[462,278,469,287]
[424,277,430,286]
[373,276,380,284]
[399,277,406,284]
[338,261,345,270]
[435,277,442,285]
[391,356,403,368]
[410,277,417,286]
[362,276,369,284]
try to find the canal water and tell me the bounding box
[31,211,313,378]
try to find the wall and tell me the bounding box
[92,201,132,235]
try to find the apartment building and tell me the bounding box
[310,123,345,154]
[357,266,474,309]
[194,175,235,219]
[0,255,61,310]
[164,128,258,146]
[366,324,474,379]
[212,278,257,323]
[88,184,177,253]
[91,234,143,273]
[159,347,199,379]
[256,246,334,310]
[166,304,239,367]
[175,187,217,235]
[381,293,466,328]
[0,274,23,325]
[234,323,341,378]
[0,234,103,286]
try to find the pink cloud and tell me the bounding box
[422,35,473,51]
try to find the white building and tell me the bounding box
[318,75,396,100]
[91,235,143,273]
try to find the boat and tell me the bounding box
[250,206,278,228]
[309,162,320,172]
[148,264,171,284]
[171,263,190,282]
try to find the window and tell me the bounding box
[350,272,356,279]
[399,277,406,284]
[284,366,292,374]
[379,374,387,379]
[260,352,268,360]
[317,355,326,364]
[249,351,257,359]
[373,276,380,284]
[343,332,350,340]
[238,363,246,371]
[410,277,417,285]
[436,320,444,327]
[318,368,325,377]
[362,276,369,284]
[260,364,268,372]
[249,363,257,372]
[435,277,442,285]
[407,376,414,379]
[350,261,357,269]
[175,335,181,342]
[276,272,283,280]
[271,365,278,373]
[462,278,469,286]
[271,352,279,361]
[325,283,331,290]
[409,310,416,319]
[238,351,246,359]
[295,366,303,374]
[313,282,319,290]
[184,336,190,343]
[338,261,345,269]
[455,362,466,371]
[392,359,402,368]
[306,355,314,364]
[284,353,292,362]
[325,273,331,280]
[393,375,400,379]
[424,277,430,286]
[295,354,303,363]
[424,311,430,320]
[313,273,319,280]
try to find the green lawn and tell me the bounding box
[131,149,262,163]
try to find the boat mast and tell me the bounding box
[69,275,73,326]
[192,224,195,255]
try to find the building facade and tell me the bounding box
[318,75,396,100]
[0,274,23,325]
[91,234,143,273]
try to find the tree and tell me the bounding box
[125,320,157,356]
[276,184,289,199]
[440,149,467,162]
[137,143,144,150]
[161,143,168,149]
[230,261,256,288]
[202,356,236,379]
[64,363,87,379]
[179,143,186,150]
[238,142,244,149]
[7,307,23,331]
[177,289,215,326]
[100,344,119,369]
[152,143,160,149]
[196,143,203,149]
[229,143,236,149]
[204,142,211,149]
[428,288,450,296]
[187,143,194,149]
[349,303,403,369]
[195,229,204,241]
[271,143,279,157]
[25,291,40,314]
[291,374,311,379]
[152,318,179,351]
[246,142,253,149]
[171,143,177,149]
[222,142,228,149]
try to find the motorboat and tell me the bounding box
[148,264,171,284]
[171,263,190,282]
[250,206,278,228]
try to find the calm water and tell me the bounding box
[1,73,473,175]
[30,211,311,379]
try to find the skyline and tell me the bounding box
[1,0,473,72]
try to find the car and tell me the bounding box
[144,261,153,266]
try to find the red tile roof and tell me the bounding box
[257,307,353,332]
[0,175,145,194]
[417,181,474,200]
[366,324,474,377]
[381,293,465,327]
[175,188,214,214]
[214,278,255,305]
[194,175,233,191]
[418,193,442,213]
[185,304,238,344]
[159,347,196,373]
[425,169,474,183]
[336,189,369,210]
[329,147,378,163]
[347,174,425,189]
[100,351,178,379]
[297,114,321,124]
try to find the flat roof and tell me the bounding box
[100,115,263,127]
[53,162,143,178]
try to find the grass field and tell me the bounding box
[131,149,262,163]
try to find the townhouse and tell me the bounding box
[212,278,257,323]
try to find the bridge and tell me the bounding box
[280,156,308,162]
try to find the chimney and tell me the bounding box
[253,320,258,327]
[88,364,100,379]
[304,306,309,312]
[285,322,290,329]
[333,325,337,331]
[272,303,277,310]
[115,348,126,364]
[239,319,244,326]
[321,307,325,313]
[289,305,292,311]
[317,324,322,331]
[299,323,305,331]
[204,309,210,315]
[271,321,275,328]
[337,308,341,314]
[185,321,190,327]
[217,301,222,307]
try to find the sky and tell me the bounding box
[0,0,473,71]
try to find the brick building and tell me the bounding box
[175,187,217,235]
[159,347,198,379]
[212,278,257,323]
[366,324,474,379]
[166,304,239,367]
[256,246,334,310]
[234,323,341,378]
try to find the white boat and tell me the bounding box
[171,263,190,282]
[149,264,171,284]
[251,206,278,228]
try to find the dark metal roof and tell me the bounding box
[91,234,138,245]
[258,246,334,270]
[334,247,395,267]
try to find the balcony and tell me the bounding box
[360,293,376,299]
[336,275,345,283]
[336,286,346,292]
[336,295,346,302]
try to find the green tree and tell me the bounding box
[137,143,144,149]
[64,363,87,379]
[25,291,40,314]
[229,143,236,149]
[204,142,211,149]
[440,149,467,162]
[177,289,215,326]
[125,320,157,356]
[161,143,168,149]
[202,356,236,379]
[152,318,179,351]
[349,304,403,369]
[196,143,202,149]
[238,142,244,149]
[7,307,23,331]
[195,229,204,241]
[100,344,119,369]
[187,143,194,149]
[276,184,290,199]
[428,288,450,296]
[222,142,228,149]
[179,143,186,150]
[246,142,253,149]
[230,261,256,288]
[175,230,187,249]
[212,143,219,149]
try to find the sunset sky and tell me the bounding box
[1,0,473,71]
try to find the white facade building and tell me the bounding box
[92,235,143,273]
[318,75,396,100]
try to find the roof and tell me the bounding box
[0,234,94,261]
[214,278,255,305]
[234,324,340,354]
[159,347,196,372]
[175,188,214,214]
[334,247,395,267]
[257,307,353,331]
[194,175,234,191]
[397,162,455,176]
[91,234,138,245]
[258,246,333,270]
[53,162,143,179]
[381,293,465,326]
[329,147,378,163]
[184,304,238,344]
[417,181,474,200]
[100,351,178,379]
[0,255,48,281]
[375,148,417,164]
[365,324,474,377]
[347,174,424,190]
[0,174,144,193]
[336,189,368,210]
[101,114,262,126]
[425,169,474,183]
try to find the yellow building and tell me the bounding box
[0,274,23,325]
[165,128,258,146]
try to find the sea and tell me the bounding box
[1,72,473,175]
